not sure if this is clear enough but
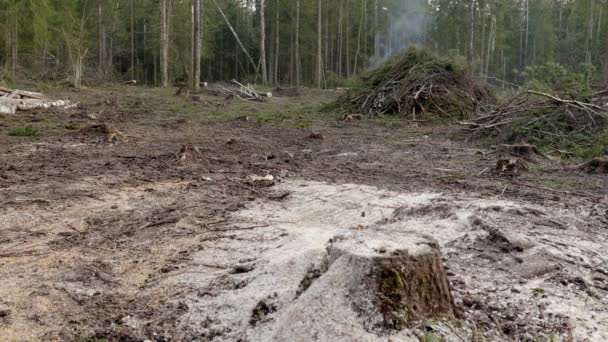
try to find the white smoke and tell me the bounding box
[371,0,430,67]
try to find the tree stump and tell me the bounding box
[497,144,547,162]
[270,230,455,339]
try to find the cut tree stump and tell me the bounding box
[497,144,547,162]
[496,158,528,176]
[270,230,455,339]
[77,123,125,142]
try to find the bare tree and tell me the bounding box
[160,0,169,87]
[260,0,268,85]
[62,1,90,88]
[274,0,280,85]
[295,0,301,87]
[316,0,322,88]
[469,0,475,64]
[97,0,107,79]
[191,0,202,91]
[130,0,135,81]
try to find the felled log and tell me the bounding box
[0,87,45,99]
[0,102,17,114]
[571,158,608,174]
[0,98,75,112]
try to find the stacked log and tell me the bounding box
[0,87,76,114]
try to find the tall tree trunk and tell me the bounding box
[97,0,107,79]
[10,5,18,80]
[191,0,202,91]
[479,8,486,77]
[354,0,365,74]
[316,0,322,88]
[484,9,496,78]
[345,0,351,78]
[337,0,343,76]
[469,0,475,64]
[130,0,135,81]
[295,0,301,87]
[524,0,529,67]
[374,0,379,61]
[586,0,595,65]
[160,0,169,87]
[259,0,268,85]
[274,0,280,85]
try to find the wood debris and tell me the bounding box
[199,80,269,102]
[0,87,76,114]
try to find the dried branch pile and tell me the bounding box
[333,47,494,119]
[462,89,608,161]
[200,80,270,102]
[0,86,76,114]
[462,90,608,136]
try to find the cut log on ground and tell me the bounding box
[571,158,608,174]
[0,87,44,99]
[0,88,76,114]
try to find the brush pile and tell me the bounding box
[333,47,494,119]
[200,80,270,102]
[461,90,608,159]
[462,90,608,135]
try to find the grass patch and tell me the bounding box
[7,123,41,137]
[255,110,294,123]
[294,120,310,129]
[532,287,546,295]
[64,121,80,130]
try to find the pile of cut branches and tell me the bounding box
[200,80,270,102]
[462,90,608,159]
[332,47,494,119]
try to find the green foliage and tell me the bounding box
[532,287,546,294]
[419,332,445,342]
[255,110,294,123]
[7,123,41,137]
[492,105,608,160]
[294,120,310,129]
[520,63,595,99]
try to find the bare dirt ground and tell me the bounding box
[1,85,607,341]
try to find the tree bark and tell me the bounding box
[354,0,364,74]
[160,0,169,87]
[295,0,301,87]
[316,0,323,88]
[97,0,107,79]
[469,0,475,64]
[374,0,379,61]
[191,0,202,91]
[274,0,280,85]
[260,0,268,85]
[130,0,135,81]
[337,0,343,76]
